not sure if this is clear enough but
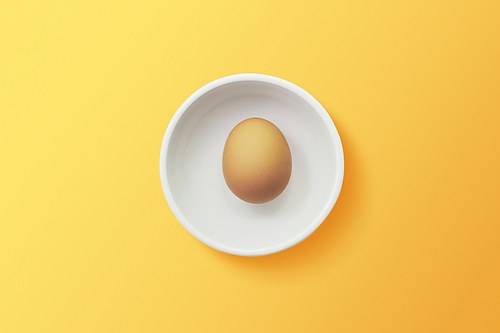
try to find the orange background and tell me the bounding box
[1,0,499,332]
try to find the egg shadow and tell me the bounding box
[208,116,364,273]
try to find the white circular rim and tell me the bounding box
[159,74,344,256]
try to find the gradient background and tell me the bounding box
[1,0,500,332]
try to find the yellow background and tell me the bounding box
[1,0,499,331]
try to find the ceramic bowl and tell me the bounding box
[159,74,344,256]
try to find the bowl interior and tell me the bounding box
[165,79,342,254]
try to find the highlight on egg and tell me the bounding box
[222,118,292,204]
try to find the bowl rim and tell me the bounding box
[159,73,344,256]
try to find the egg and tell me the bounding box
[222,118,292,204]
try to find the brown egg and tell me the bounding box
[222,118,292,204]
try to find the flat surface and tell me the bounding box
[1,0,500,332]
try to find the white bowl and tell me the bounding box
[159,74,344,256]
